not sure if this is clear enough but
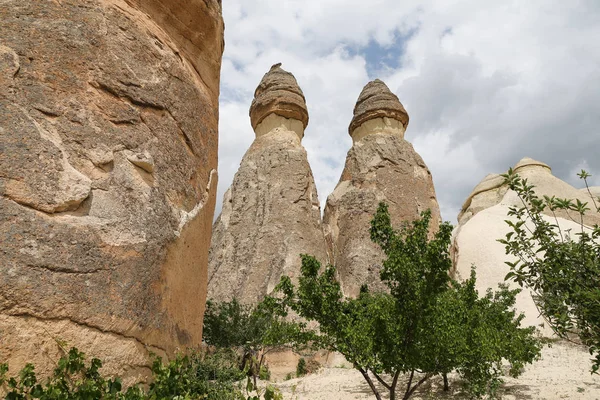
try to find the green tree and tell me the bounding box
[203,297,313,389]
[276,204,541,399]
[500,168,600,372]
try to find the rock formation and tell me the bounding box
[0,0,224,383]
[322,80,441,297]
[453,157,600,332]
[452,158,600,391]
[208,64,328,304]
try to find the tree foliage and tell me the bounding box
[0,346,284,400]
[203,297,313,389]
[276,204,541,399]
[500,168,600,372]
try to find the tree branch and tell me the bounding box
[372,371,392,390]
[358,368,383,400]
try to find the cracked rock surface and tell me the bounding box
[323,80,440,297]
[0,0,223,383]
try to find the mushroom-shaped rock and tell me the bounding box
[349,79,409,141]
[208,64,327,305]
[249,64,309,136]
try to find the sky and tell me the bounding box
[217,0,600,223]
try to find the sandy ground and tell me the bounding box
[263,342,600,399]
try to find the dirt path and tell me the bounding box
[267,342,600,399]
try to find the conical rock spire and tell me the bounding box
[323,79,440,297]
[209,64,327,305]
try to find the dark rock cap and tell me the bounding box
[348,79,409,135]
[249,63,309,130]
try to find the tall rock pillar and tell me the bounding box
[0,0,224,383]
[323,80,441,297]
[208,64,328,304]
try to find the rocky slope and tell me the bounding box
[208,65,328,304]
[323,80,441,297]
[0,0,223,382]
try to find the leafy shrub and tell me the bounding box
[0,346,283,400]
[296,358,307,377]
[203,297,315,388]
[0,347,144,400]
[258,364,271,381]
[501,168,600,372]
[148,350,245,400]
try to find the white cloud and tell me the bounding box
[218,0,600,224]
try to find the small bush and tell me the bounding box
[258,364,271,381]
[296,358,307,377]
[0,347,285,400]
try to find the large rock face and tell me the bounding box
[0,0,223,382]
[208,65,328,304]
[323,80,441,297]
[453,157,600,332]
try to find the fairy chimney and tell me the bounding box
[208,64,328,304]
[323,79,441,297]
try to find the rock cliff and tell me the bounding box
[0,0,223,382]
[323,80,441,297]
[208,64,328,304]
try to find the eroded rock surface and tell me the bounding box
[249,63,309,132]
[208,65,327,304]
[0,0,223,382]
[323,80,440,297]
[453,157,600,332]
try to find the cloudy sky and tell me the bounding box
[217,0,600,223]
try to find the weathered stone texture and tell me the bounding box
[348,79,409,138]
[208,66,327,305]
[458,157,600,227]
[249,64,309,132]
[0,0,223,382]
[323,80,440,297]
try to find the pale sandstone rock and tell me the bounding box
[454,158,600,331]
[458,157,600,226]
[581,186,600,202]
[208,66,327,304]
[0,0,223,383]
[452,158,600,387]
[323,80,440,297]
